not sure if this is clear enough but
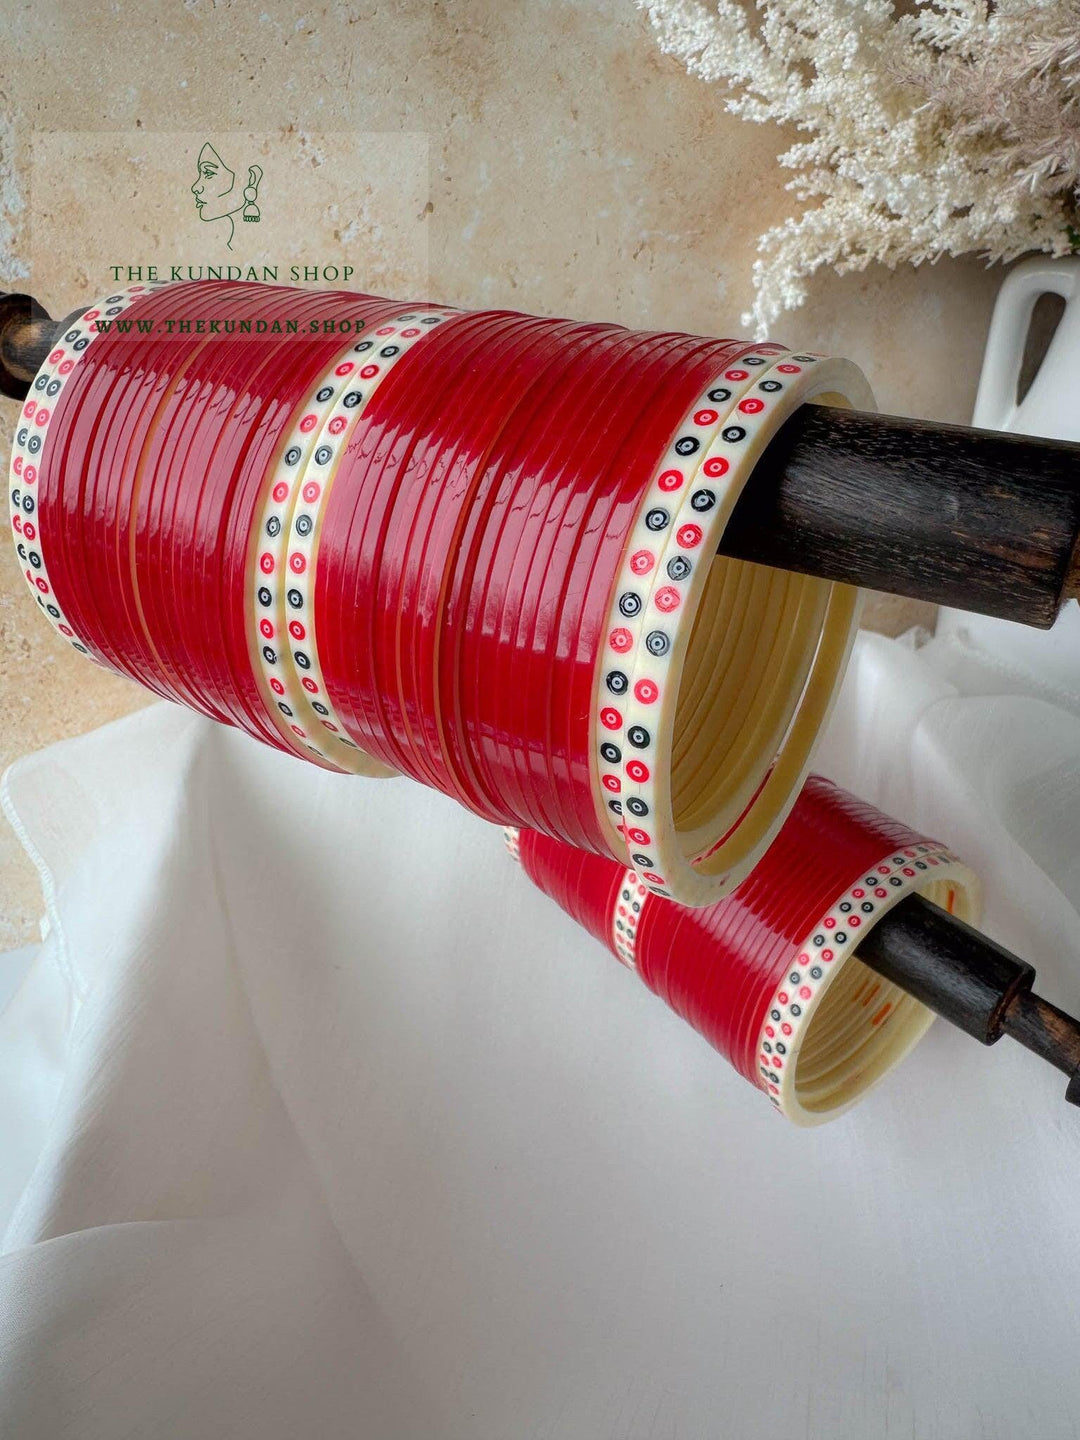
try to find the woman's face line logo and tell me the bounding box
[191,142,262,249]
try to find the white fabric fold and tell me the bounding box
[1,614,1079,1439]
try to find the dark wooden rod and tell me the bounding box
[720,404,1080,629]
[858,893,1080,1108]
[4,290,1079,627]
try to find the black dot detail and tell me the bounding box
[721,425,746,443]
[645,630,669,657]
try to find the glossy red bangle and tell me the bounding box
[392,315,594,804]
[142,286,357,739]
[134,285,318,729]
[440,322,630,822]
[317,310,519,772]
[40,284,206,693]
[509,775,981,1123]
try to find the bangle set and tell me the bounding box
[9,276,983,1119]
[508,776,980,1124]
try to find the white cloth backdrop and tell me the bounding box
[1,607,1079,1440]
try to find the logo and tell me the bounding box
[191,142,263,250]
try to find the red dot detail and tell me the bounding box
[633,678,659,704]
[676,524,703,548]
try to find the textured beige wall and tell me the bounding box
[0,0,1004,944]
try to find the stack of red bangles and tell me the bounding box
[507,777,980,1123]
[11,278,872,905]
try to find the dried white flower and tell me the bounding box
[638,0,1080,336]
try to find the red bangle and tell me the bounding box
[440,322,628,822]
[317,310,520,772]
[92,284,243,706]
[469,328,670,835]
[13,284,167,667]
[531,335,756,853]
[134,284,321,729]
[141,286,361,740]
[198,290,394,744]
[449,325,633,823]
[392,315,595,805]
[38,284,196,691]
[508,775,981,1123]
[247,295,410,763]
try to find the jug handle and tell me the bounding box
[973,256,1080,431]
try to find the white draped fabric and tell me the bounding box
[1,609,1079,1438]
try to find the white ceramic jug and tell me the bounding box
[972,254,1080,441]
